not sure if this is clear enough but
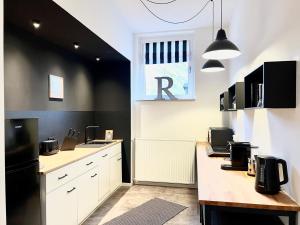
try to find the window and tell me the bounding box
[137,34,195,100]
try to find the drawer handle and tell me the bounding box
[67,187,76,194]
[117,158,122,161]
[58,174,68,180]
[91,173,98,178]
[102,154,108,158]
[86,161,94,166]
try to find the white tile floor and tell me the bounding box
[83,185,200,225]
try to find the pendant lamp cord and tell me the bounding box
[221,0,223,29]
[212,0,214,41]
[139,0,211,24]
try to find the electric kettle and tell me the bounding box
[255,156,289,194]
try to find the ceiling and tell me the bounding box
[110,0,239,33]
[4,0,128,63]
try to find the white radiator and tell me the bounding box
[134,139,196,184]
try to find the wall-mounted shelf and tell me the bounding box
[244,61,296,109]
[228,82,245,110]
[220,92,229,111]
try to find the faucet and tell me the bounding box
[85,126,100,144]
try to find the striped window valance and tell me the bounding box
[144,40,190,65]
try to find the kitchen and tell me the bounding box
[1,0,300,225]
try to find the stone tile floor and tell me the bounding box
[82,185,200,225]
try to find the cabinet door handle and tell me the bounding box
[67,187,76,194]
[117,158,122,161]
[58,174,68,180]
[91,173,98,178]
[102,154,108,158]
[86,161,94,166]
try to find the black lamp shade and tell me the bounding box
[203,29,241,60]
[201,60,225,72]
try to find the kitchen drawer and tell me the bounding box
[45,163,78,193]
[96,148,110,161]
[109,143,121,157]
[77,153,98,175]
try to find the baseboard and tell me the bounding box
[122,182,133,187]
[134,180,197,189]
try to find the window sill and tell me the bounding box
[135,98,196,102]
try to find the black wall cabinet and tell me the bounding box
[220,92,229,111]
[244,61,296,109]
[228,82,245,110]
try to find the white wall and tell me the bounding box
[52,0,133,60]
[132,27,229,141]
[228,0,300,222]
[0,0,6,223]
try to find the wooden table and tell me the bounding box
[197,142,300,225]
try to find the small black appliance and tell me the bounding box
[255,156,288,194]
[207,127,234,157]
[39,137,59,155]
[221,142,251,171]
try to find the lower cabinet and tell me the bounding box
[42,143,122,225]
[98,155,110,202]
[110,153,122,192]
[45,179,78,225]
[77,167,99,223]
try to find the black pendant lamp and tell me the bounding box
[201,0,225,72]
[202,0,241,60]
[201,59,224,72]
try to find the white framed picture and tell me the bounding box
[49,74,64,100]
[105,130,114,141]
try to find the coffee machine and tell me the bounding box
[221,142,252,171]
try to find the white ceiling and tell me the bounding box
[110,0,239,33]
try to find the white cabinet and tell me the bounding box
[110,152,122,192]
[45,179,78,225]
[98,154,110,202]
[77,167,99,223]
[45,162,77,194]
[42,142,122,225]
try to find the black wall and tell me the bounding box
[5,26,95,111]
[5,111,95,144]
[4,26,132,182]
[93,62,131,185]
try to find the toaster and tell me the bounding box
[40,137,59,156]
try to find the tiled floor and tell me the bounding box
[83,185,200,225]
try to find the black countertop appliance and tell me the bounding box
[5,118,41,225]
[40,137,59,156]
[221,142,251,171]
[207,127,234,157]
[255,156,289,194]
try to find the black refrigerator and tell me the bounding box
[5,118,41,225]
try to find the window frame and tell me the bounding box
[136,31,196,101]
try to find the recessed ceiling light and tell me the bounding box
[32,20,41,29]
[73,42,80,49]
[96,57,100,61]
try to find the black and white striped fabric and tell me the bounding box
[145,40,190,64]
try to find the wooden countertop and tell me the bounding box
[39,140,122,174]
[197,142,300,211]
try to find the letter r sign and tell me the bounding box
[155,77,178,100]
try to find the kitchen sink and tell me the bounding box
[87,140,114,145]
[76,140,114,149]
